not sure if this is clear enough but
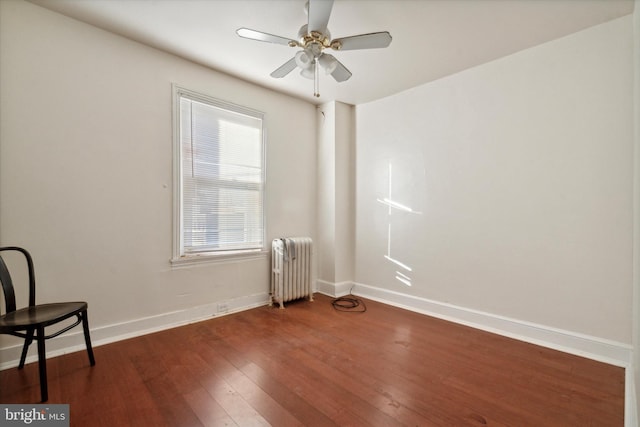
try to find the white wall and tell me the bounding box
[333,102,355,284]
[317,103,337,282]
[0,0,317,363]
[355,16,634,344]
[317,101,355,290]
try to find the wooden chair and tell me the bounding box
[0,247,95,402]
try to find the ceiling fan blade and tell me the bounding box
[270,57,298,78]
[236,28,297,46]
[332,31,392,51]
[330,59,352,82]
[308,0,334,33]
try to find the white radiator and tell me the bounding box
[271,237,313,309]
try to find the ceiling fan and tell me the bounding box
[236,0,392,98]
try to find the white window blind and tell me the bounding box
[176,89,265,256]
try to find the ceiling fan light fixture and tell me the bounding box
[318,53,338,74]
[295,50,313,69]
[300,64,316,79]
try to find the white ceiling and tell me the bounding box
[29,0,634,105]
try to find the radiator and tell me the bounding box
[271,237,313,309]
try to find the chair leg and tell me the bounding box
[81,310,95,366]
[18,328,35,369]
[36,326,48,402]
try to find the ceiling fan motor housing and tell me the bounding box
[297,24,335,52]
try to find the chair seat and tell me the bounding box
[0,302,88,331]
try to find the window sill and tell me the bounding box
[170,249,268,267]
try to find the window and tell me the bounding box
[173,86,265,261]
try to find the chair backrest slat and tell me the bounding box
[0,254,17,313]
[0,247,36,314]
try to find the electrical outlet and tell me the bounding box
[217,302,229,313]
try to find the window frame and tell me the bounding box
[171,85,267,265]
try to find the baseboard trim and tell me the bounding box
[0,292,270,371]
[316,279,354,297]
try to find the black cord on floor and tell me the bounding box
[331,290,367,313]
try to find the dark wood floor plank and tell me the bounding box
[239,361,338,427]
[261,301,530,425]
[172,333,283,427]
[289,313,520,425]
[281,297,625,425]
[225,309,427,425]
[207,332,358,426]
[1,294,625,427]
[183,387,238,427]
[230,312,398,426]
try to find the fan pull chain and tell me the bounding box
[313,57,320,97]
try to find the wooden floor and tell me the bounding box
[1,294,625,426]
